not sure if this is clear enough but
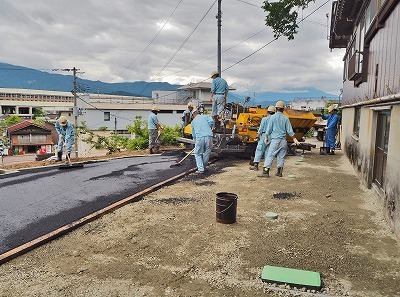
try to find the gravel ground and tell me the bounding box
[0,145,399,297]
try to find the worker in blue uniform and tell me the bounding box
[55,115,75,163]
[322,105,339,155]
[263,101,300,177]
[190,108,214,174]
[249,105,276,171]
[148,106,163,154]
[210,71,229,128]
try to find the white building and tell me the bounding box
[290,98,338,111]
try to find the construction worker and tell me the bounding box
[322,105,339,155]
[210,71,229,128]
[182,102,194,131]
[55,115,75,163]
[249,105,276,171]
[148,106,163,154]
[262,101,300,177]
[190,107,214,174]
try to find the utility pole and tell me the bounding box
[217,0,222,75]
[72,67,78,158]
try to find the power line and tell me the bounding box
[108,0,184,83]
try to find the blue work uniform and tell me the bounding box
[253,115,272,167]
[322,113,339,150]
[211,77,229,117]
[55,120,75,154]
[148,112,160,149]
[264,111,295,169]
[191,114,214,173]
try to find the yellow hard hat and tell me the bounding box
[275,100,285,108]
[187,102,194,108]
[58,116,67,126]
[267,106,276,113]
[152,106,160,111]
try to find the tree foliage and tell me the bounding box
[262,0,315,40]
[78,116,182,154]
[4,115,23,127]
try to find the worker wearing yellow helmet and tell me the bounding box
[261,100,300,177]
[249,105,276,171]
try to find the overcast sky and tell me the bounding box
[0,0,345,95]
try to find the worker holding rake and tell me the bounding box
[148,106,163,154]
[55,116,75,163]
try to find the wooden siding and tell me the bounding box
[342,4,400,104]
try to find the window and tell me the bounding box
[104,112,110,121]
[353,107,361,137]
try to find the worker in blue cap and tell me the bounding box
[249,105,276,171]
[190,107,214,174]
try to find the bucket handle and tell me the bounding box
[216,202,234,214]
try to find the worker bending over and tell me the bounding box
[191,108,214,174]
[55,116,75,163]
[262,101,299,177]
[249,105,276,171]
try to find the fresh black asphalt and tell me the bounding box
[0,151,196,255]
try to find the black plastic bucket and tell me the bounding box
[216,192,238,224]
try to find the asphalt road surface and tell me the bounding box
[0,152,196,255]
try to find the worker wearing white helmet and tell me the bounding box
[181,102,195,130]
[262,100,300,177]
[148,106,163,154]
[249,105,276,171]
[210,71,229,128]
[55,115,75,162]
[321,104,339,155]
[190,107,214,174]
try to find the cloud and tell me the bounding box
[0,0,345,95]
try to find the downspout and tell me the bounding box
[341,93,400,108]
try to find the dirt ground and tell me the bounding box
[0,145,399,297]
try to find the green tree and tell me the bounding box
[262,0,315,40]
[32,107,47,120]
[5,115,23,127]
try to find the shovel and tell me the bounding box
[170,148,195,167]
[319,131,329,155]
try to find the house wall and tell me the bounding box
[340,2,400,239]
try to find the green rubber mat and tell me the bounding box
[261,265,321,288]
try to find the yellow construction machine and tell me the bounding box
[177,102,317,157]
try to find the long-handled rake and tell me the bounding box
[58,139,84,169]
[170,148,195,168]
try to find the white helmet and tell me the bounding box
[275,100,285,108]
[267,106,276,113]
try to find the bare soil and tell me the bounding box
[0,147,399,297]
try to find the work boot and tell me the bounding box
[57,151,62,162]
[276,167,283,177]
[328,150,335,155]
[249,162,259,171]
[149,148,154,154]
[262,167,270,177]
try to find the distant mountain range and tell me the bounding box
[0,62,337,106]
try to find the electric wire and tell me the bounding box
[108,0,184,83]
